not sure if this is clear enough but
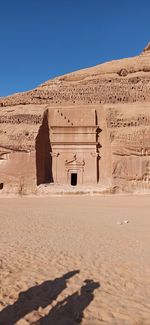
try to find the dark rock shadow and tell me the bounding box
[36,109,53,185]
[0,270,79,325]
[36,279,100,325]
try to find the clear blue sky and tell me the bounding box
[0,0,150,97]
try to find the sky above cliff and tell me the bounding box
[0,0,150,97]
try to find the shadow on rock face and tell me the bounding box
[36,110,53,186]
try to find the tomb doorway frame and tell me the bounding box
[65,156,85,185]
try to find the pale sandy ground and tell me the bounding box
[0,196,150,325]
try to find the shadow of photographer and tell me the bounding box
[0,270,80,325]
[36,279,100,325]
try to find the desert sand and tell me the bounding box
[0,195,150,324]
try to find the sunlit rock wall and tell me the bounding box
[0,44,150,193]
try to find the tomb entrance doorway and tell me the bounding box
[71,173,77,186]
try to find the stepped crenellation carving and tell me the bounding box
[57,109,74,126]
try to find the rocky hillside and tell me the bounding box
[1,43,150,194]
[1,43,150,107]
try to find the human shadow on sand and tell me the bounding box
[35,279,100,325]
[0,270,79,325]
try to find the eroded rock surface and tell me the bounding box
[1,44,150,107]
[0,44,150,193]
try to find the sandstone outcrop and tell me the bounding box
[0,43,150,193]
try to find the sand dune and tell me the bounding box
[0,195,150,324]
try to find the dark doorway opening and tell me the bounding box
[71,173,77,186]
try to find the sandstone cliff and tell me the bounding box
[0,43,150,193]
[1,43,150,107]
